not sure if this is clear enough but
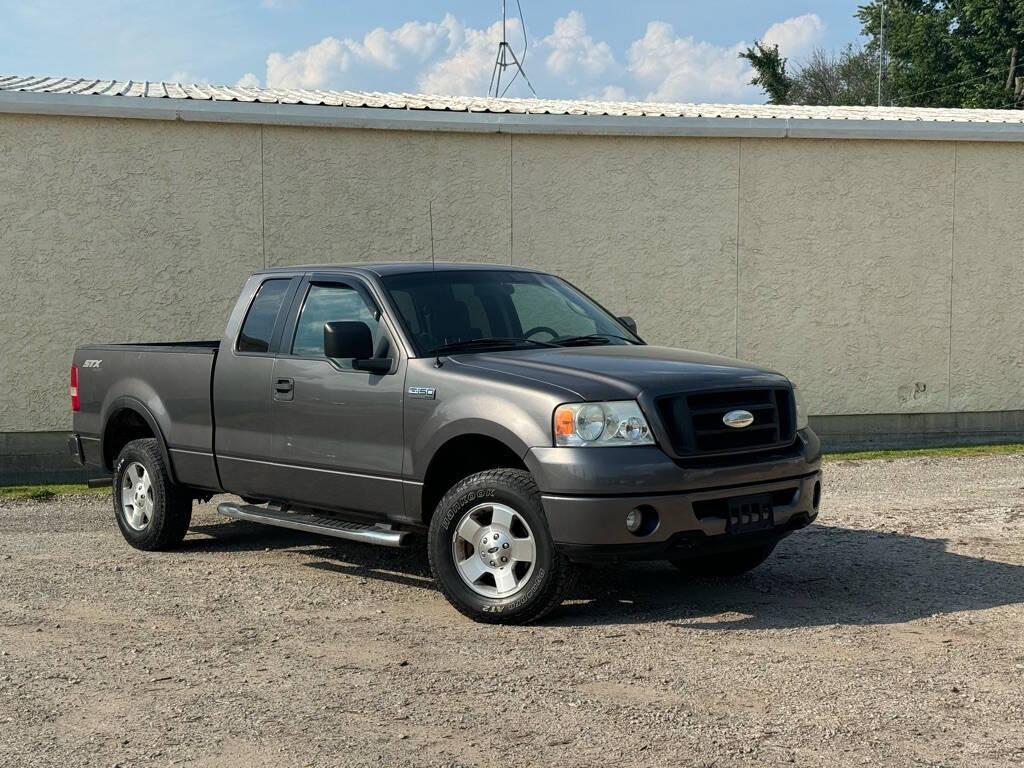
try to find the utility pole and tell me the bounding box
[877,0,887,106]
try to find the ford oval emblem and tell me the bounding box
[722,409,755,429]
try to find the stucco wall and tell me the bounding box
[0,114,263,433]
[511,134,739,358]
[737,138,955,415]
[263,126,511,266]
[949,142,1024,412]
[1,112,1022,440]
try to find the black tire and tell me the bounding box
[428,469,575,624]
[112,438,192,551]
[669,542,777,578]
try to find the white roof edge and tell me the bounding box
[3,89,1024,142]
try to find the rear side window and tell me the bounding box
[237,279,290,353]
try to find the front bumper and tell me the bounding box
[525,429,822,562]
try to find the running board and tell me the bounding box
[215,501,410,547]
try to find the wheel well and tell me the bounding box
[421,435,528,523]
[103,408,155,470]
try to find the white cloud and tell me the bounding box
[236,72,260,88]
[267,36,346,89]
[627,21,751,102]
[417,18,513,96]
[168,70,208,85]
[257,10,826,103]
[266,15,460,89]
[626,14,826,103]
[592,84,627,101]
[541,11,615,82]
[762,13,825,58]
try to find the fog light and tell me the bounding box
[625,508,643,533]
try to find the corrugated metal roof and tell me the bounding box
[3,73,1024,142]
[4,73,1024,123]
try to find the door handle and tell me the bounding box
[274,377,294,393]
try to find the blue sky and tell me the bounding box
[0,1,867,103]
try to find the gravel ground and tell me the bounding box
[1,453,1023,768]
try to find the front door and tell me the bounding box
[269,276,406,519]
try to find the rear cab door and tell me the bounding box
[213,272,301,499]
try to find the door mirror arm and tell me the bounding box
[353,357,393,374]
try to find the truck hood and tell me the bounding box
[452,344,789,401]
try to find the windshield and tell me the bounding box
[380,270,641,356]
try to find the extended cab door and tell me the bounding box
[268,273,407,518]
[213,274,301,499]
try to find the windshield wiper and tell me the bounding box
[431,337,558,355]
[554,333,637,347]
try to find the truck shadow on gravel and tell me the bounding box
[187,520,1024,628]
[557,525,1024,628]
[186,520,434,589]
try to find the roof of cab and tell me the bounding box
[257,262,542,277]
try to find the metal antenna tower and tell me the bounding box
[488,0,537,98]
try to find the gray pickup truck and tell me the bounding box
[70,263,821,623]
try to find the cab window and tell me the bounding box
[291,283,381,367]
[237,279,290,353]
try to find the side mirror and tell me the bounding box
[617,315,638,336]
[323,321,393,374]
[324,321,373,359]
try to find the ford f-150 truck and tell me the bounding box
[70,263,821,623]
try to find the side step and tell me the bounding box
[215,501,410,548]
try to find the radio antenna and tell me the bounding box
[428,200,436,271]
[488,0,537,98]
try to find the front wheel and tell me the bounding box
[669,542,776,578]
[428,469,575,624]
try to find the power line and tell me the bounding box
[877,0,886,106]
[891,61,1024,106]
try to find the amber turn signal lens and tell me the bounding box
[554,406,575,438]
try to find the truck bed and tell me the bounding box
[75,340,220,353]
[72,340,221,490]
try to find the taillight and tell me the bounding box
[70,365,80,412]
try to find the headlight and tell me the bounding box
[793,384,809,431]
[554,401,654,447]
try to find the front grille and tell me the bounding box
[656,387,795,456]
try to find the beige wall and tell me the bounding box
[0,114,263,433]
[736,138,955,415]
[0,113,1021,433]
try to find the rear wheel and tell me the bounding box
[669,542,776,578]
[428,469,574,624]
[113,438,192,551]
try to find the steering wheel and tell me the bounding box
[523,325,558,340]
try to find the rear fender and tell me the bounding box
[101,393,176,483]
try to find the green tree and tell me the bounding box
[788,46,879,105]
[740,43,878,106]
[739,41,793,104]
[857,0,1024,108]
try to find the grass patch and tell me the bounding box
[824,443,1024,462]
[0,483,109,501]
